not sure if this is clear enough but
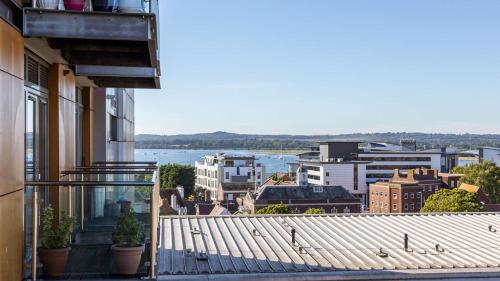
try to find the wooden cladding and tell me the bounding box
[0,19,23,78]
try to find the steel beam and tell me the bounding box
[74,65,157,78]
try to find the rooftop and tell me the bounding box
[255,185,356,201]
[157,213,500,280]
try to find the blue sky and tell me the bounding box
[136,0,500,135]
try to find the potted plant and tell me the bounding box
[111,208,145,275]
[117,0,144,13]
[38,206,75,278]
[63,0,85,11]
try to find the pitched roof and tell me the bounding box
[459,183,481,193]
[255,185,356,201]
[220,182,255,191]
[158,213,500,280]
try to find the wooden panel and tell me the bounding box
[0,19,23,79]
[0,191,24,281]
[48,64,76,216]
[0,71,25,197]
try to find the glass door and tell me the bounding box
[24,90,49,279]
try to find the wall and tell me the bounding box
[0,19,25,281]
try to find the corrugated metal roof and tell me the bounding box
[157,213,500,279]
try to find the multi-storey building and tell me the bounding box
[479,147,500,166]
[369,169,443,213]
[0,1,161,279]
[195,154,265,201]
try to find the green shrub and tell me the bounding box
[256,203,293,214]
[112,209,145,247]
[303,208,323,214]
[40,206,75,249]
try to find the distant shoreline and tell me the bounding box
[135,147,307,155]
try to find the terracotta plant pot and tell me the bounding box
[38,247,71,277]
[111,244,144,275]
[64,0,85,11]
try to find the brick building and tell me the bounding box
[239,185,361,214]
[369,169,443,213]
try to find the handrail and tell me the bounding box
[61,170,154,174]
[92,161,158,165]
[73,165,157,170]
[25,181,155,187]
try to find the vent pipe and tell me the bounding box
[291,228,296,245]
[404,233,409,251]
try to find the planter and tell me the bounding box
[92,0,117,12]
[117,0,144,13]
[111,244,144,275]
[38,247,71,277]
[64,0,85,11]
[37,0,60,9]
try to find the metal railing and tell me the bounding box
[24,161,161,280]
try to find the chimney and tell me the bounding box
[171,194,178,210]
[407,170,415,182]
[176,185,185,199]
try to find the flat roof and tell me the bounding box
[157,213,500,280]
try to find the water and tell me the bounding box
[134,149,299,174]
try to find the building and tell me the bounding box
[479,147,500,166]
[369,169,442,213]
[358,151,442,185]
[157,213,500,280]
[195,154,265,201]
[299,141,370,204]
[0,2,161,280]
[216,182,255,202]
[439,172,462,189]
[240,184,361,214]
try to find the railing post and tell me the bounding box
[32,185,38,281]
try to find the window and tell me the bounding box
[326,181,330,185]
[257,172,261,179]
[410,203,414,211]
[435,186,439,191]
[225,172,229,180]
[384,203,388,208]
[392,204,397,210]
[371,201,374,206]
[326,172,330,176]
[375,192,379,196]
[404,203,408,211]
[417,203,421,209]
[247,172,251,179]
[108,114,118,141]
[428,185,432,191]
[417,192,421,198]
[393,193,397,199]
[410,193,414,199]
[313,186,324,193]
[451,181,456,188]
[404,193,408,199]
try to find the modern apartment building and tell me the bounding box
[369,169,442,213]
[479,147,500,166]
[195,154,265,201]
[0,1,161,280]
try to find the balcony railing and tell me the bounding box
[24,161,161,280]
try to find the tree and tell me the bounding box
[452,161,500,203]
[159,164,195,197]
[421,189,483,213]
[303,208,323,214]
[256,203,293,215]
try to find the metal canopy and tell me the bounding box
[23,8,160,88]
[74,65,159,88]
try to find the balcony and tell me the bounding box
[22,1,160,89]
[24,161,161,280]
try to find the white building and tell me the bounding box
[357,151,442,184]
[195,153,265,201]
[299,141,444,206]
[479,147,500,166]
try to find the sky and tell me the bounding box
[136,0,500,135]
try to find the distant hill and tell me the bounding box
[135,131,500,150]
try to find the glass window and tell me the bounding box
[404,193,408,199]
